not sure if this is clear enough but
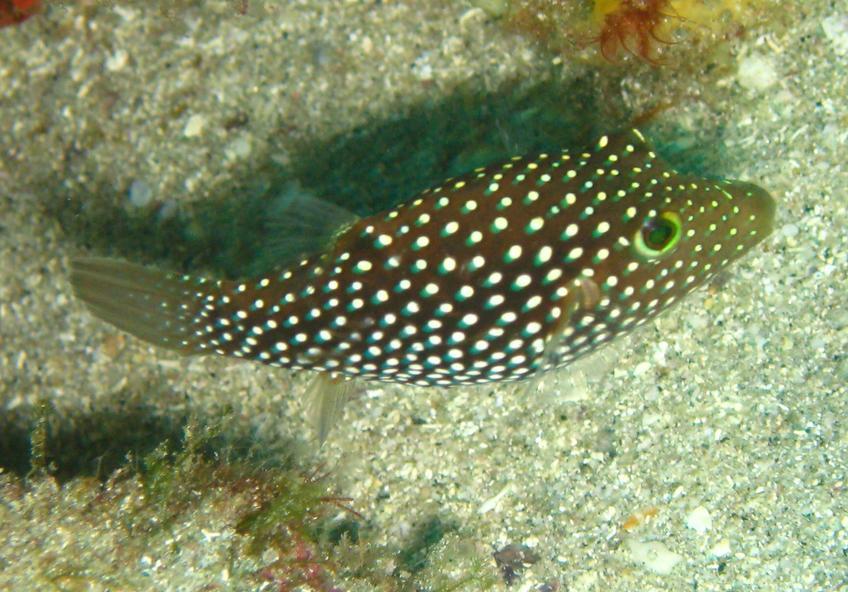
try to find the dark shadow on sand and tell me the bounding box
[47,75,614,279]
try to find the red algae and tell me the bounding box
[495,0,782,65]
[0,0,40,28]
[594,0,677,63]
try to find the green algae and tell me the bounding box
[1,419,506,591]
[396,515,457,573]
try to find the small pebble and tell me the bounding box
[822,14,848,56]
[184,114,206,137]
[633,361,652,377]
[158,199,178,221]
[828,308,848,331]
[686,312,708,330]
[226,136,252,160]
[412,54,434,81]
[625,539,683,575]
[128,179,153,208]
[781,223,799,239]
[105,49,128,72]
[737,53,778,91]
[685,506,713,534]
[710,539,732,558]
[478,484,512,514]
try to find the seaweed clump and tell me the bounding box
[594,0,676,63]
[0,421,504,590]
[476,0,783,65]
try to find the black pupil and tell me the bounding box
[644,218,674,249]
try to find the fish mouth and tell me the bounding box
[747,183,776,239]
[727,181,776,242]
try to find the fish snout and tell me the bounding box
[735,181,776,241]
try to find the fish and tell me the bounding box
[71,129,774,433]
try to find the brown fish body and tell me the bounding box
[72,130,775,388]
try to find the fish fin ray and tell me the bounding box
[265,184,359,267]
[305,373,359,445]
[71,257,210,355]
[540,278,601,367]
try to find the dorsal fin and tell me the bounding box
[264,183,359,267]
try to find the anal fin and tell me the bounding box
[305,372,359,445]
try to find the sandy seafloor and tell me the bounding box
[1,0,847,590]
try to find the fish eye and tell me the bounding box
[634,212,681,259]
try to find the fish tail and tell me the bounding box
[70,257,215,355]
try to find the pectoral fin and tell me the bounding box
[540,277,601,366]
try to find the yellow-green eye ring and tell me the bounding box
[633,212,682,259]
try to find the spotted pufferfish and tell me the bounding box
[72,129,774,433]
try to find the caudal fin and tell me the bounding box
[70,257,213,354]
